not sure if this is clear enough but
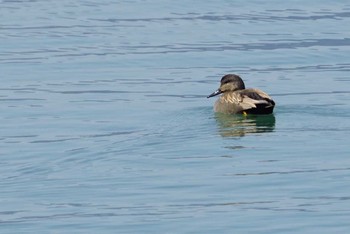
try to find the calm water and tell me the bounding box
[1,0,350,233]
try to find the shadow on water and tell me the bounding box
[215,113,276,138]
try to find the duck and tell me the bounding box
[207,74,275,115]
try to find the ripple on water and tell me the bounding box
[1,1,350,233]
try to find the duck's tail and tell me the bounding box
[245,99,275,115]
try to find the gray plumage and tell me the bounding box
[207,74,275,115]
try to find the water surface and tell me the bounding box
[1,0,350,233]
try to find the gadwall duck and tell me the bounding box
[207,74,275,115]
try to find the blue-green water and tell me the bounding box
[1,0,350,233]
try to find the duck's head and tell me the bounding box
[207,74,245,98]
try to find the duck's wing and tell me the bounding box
[238,88,275,110]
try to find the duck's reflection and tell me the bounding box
[215,113,275,137]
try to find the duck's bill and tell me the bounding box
[207,89,222,98]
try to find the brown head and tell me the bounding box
[207,74,245,98]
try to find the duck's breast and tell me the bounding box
[214,94,243,114]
